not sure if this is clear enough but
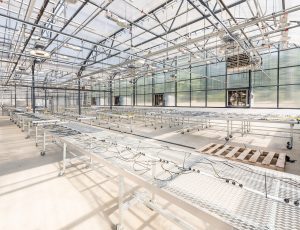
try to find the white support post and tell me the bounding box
[22,118,25,132]
[226,120,229,140]
[241,121,244,136]
[26,121,31,138]
[43,131,46,153]
[151,163,156,201]
[288,124,294,149]
[89,137,93,168]
[35,126,38,146]
[117,175,125,230]
[59,142,67,176]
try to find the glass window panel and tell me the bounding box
[165,81,175,92]
[191,78,206,91]
[154,73,165,83]
[145,76,152,85]
[119,89,126,95]
[119,96,126,106]
[136,94,144,106]
[177,68,190,80]
[104,92,109,105]
[207,62,226,76]
[177,55,190,67]
[136,85,144,94]
[280,48,300,67]
[207,76,225,90]
[262,52,278,69]
[191,91,205,106]
[144,84,152,94]
[136,77,144,85]
[164,71,176,82]
[252,69,277,86]
[279,66,300,85]
[252,86,277,108]
[154,83,164,93]
[165,93,175,106]
[126,85,133,94]
[207,90,225,107]
[126,96,132,106]
[177,92,190,106]
[227,72,249,88]
[191,65,206,79]
[177,80,190,91]
[279,85,300,108]
[145,94,152,106]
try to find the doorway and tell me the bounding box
[227,89,249,107]
[91,97,96,106]
[114,96,120,106]
[154,94,164,106]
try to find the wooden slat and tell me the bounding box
[197,143,215,153]
[249,150,261,163]
[197,143,215,152]
[196,142,286,170]
[276,153,286,168]
[225,147,240,158]
[237,148,252,161]
[262,152,276,165]
[215,145,231,156]
[206,144,222,154]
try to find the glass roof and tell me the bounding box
[0,0,299,87]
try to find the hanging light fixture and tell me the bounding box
[64,43,82,51]
[65,0,79,4]
[105,10,130,28]
[29,44,51,59]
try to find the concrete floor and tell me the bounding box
[96,116,300,176]
[1,112,300,230]
[141,124,300,175]
[0,116,198,230]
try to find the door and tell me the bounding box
[114,96,120,106]
[227,89,249,107]
[154,94,164,106]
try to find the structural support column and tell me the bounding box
[44,88,47,108]
[249,69,252,107]
[14,83,17,108]
[133,79,136,107]
[78,79,81,115]
[175,60,177,107]
[31,60,36,113]
[26,87,28,106]
[109,75,113,110]
[56,90,59,112]
[10,89,12,106]
[277,45,280,108]
[64,88,67,110]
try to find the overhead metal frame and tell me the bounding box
[0,0,298,93]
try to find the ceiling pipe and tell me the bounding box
[0,10,187,79]
[81,4,300,78]
[4,0,36,80]
[5,0,50,86]
[82,0,248,68]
